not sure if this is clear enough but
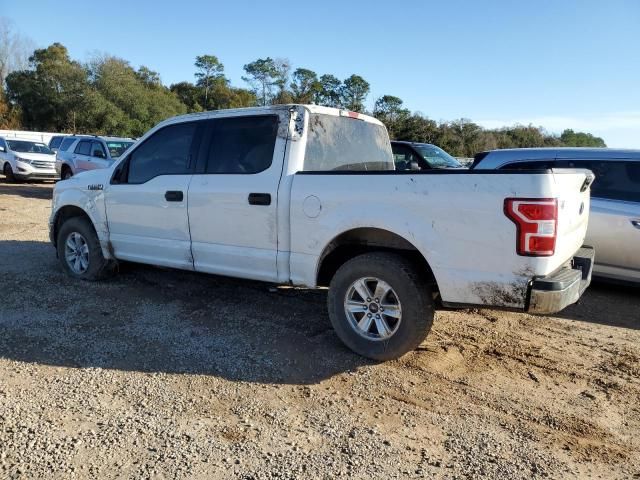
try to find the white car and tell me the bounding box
[0,137,57,181]
[55,136,134,180]
[49,105,595,360]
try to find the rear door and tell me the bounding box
[187,113,285,282]
[73,140,93,172]
[564,159,640,281]
[105,121,201,270]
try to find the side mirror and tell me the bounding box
[0,146,5,152]
[94,151,106,159]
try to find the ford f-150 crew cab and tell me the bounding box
[49,105,595,360]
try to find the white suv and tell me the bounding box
[56,136,134,180]
[0,137,57,181]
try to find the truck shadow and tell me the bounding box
[557,280,640,330]
[0,181,55,200]
[0,240,372,385]
[0,241,637,385]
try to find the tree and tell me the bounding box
[5,43,89,132]
[341,74,370,112]
[194,54,224,110]
[242,57,279,106]
[373,95,410,137]
[290,68,320,104]
[0,17,35,86]
[560,129,606,147]
[316,74,342,107]
[170,81,203,112]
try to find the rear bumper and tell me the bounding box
[527,246,595,314]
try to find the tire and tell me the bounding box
[57,216,114,281]
[327,252,435,361]
[3,163,15,182]
[62,166,73,180]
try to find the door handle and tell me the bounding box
[631,220,640,229]
[248,193,271,206]
[165,190,184,202]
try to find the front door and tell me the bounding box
[188,113,286,282]
[86,140,110,171]
[105,121,201,270]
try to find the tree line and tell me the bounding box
[0,39,606,155]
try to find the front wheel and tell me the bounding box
[3,163,16,182]
[327,252,435,360]
[57,216,115,281]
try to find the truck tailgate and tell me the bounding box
[545,169,594,274]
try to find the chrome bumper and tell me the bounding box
[527,246,595,314]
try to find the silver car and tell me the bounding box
[56,135,134,180]
[472,148,640,284]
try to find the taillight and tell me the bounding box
[504,198,558,256]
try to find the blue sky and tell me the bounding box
[2,0,639,147]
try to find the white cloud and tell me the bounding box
[476,112,640,148]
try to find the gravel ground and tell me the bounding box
[0,181,639,479]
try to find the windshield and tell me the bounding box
[7,140,54,155]
[304,114,394,171]
[106,141,134,159]
[413,144,462,168]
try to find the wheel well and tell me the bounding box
[61,163,71,173]
[316,228,438,290]
[52,206,93,247]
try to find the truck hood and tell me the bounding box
[55,168,111,193]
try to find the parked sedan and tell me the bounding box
[0,137,57,181]
[391,141,463,170]
[471,148,640,284]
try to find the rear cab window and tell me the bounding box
[304,114,394,171]
[204,115,277,174]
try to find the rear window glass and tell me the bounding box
[49,136,63,149]
[569,160,640,202]
[75,140,92,155]
[59,137,77,151]
[304,114,394,171]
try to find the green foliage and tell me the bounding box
[242,57,279,106]
[560,129,606,147]
[316,74,342,107]
[290,68,320,104]
[194,54,224,110]
[340,74,370,112]
[1,41,608,152]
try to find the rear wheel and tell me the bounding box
[327,252,435,360]
[57,216,115,281]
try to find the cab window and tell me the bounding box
[125,122,197,184]
[204,115,277,174]
[91,141,107,158]
[392,144,421,170]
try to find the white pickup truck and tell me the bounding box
[50,105,595,360]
